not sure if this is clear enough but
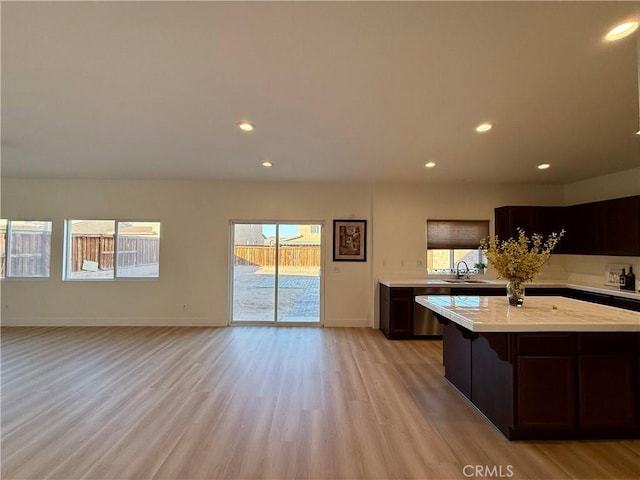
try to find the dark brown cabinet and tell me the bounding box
[516,355,577,433]
[440,328,640,440]
[494,206,568,253]
[566,202,600,254]
[514,334,578,436]
[379,285,413,339]
[599,196,640,256]
[495,195,640,256]
[494,206,536,239]
[443,321,473,399]
[577,334,638,433]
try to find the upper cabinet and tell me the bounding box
[494,206,535,239]
[599,196,640,256]
[495,196,640,256]
[566,202,600,255]
[494,206,567,253]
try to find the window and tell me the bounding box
[426,220,489,274]
[0,220,52,278]
[65,220,160,279]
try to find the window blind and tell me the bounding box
[426,220,490,249]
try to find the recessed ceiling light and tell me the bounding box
[605,21,639,41]
[475,122,494,133]
[537,163,551,170]
[636,130,640,136]
[237,121,255,132]
[261,160,273,168]
[424,162,436,168]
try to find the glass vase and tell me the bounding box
[506,281,525,307]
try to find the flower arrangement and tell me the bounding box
[480,229,564,284]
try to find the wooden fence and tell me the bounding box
[0,231,51,277]
[234,245,320,267]
[71,234,160,272]
[0,236,314,276]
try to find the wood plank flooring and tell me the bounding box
[1,326,639,480]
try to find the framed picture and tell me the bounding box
[333,219,367,262]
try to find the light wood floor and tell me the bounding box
[1,326,639,480]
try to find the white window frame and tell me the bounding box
[0,219,53,279]
[63,219,161,281]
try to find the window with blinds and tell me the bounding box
[426,220,489,249]
[426,220,490,274]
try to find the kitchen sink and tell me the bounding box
[442,279,492,284]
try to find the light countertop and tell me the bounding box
[379,278,640,300]
[415,295,640,332]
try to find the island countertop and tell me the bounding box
[415,295,640,332]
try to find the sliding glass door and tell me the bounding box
[231,222,322,324]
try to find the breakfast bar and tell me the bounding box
[415,295,640,440]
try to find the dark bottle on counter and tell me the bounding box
[619,268,626,289]
[625,266,635,291]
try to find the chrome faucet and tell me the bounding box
[455,260,470,279]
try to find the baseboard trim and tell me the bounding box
[0,317,223,327]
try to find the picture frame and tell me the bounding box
[333,219,367,262]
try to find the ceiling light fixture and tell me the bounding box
[261,160,273,168]
[537,163,551,170]
[475,122,494,133]
[605,21,639,41]
[237,121,256,132]
[636,130,640,136]
[424,162,436,168]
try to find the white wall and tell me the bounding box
[2,172,637,328]
[1,178,372,327]
[372,182,565,279]
[563,167,640,205]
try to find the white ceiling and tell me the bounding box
[2,1,639,184]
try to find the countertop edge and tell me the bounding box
[415,295,640,332]
[379,279,640,300]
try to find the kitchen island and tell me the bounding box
[415,295,640,440]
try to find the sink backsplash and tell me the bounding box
[565,255,639,291]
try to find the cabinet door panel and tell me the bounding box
[389,288,413,338]
[495,206,535,239]
[579,355,637,429]
[567,202,600,254]
[516,356,576,431]
[536,206,568,253]
[600,196,640,256]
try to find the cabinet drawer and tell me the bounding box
[516,334,576,356]
[578,333,638,355]
[390,287,413,299]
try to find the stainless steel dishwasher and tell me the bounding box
[413,287,450,336]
